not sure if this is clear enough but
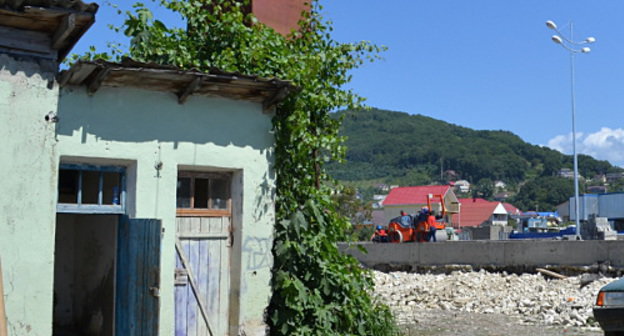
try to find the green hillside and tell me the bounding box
[328,108,622,210]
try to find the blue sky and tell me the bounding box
[73,1,624,167]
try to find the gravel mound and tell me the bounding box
[372,269,614,329]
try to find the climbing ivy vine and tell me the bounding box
[81,0,398,334]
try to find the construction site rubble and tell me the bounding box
[372,269,614,328]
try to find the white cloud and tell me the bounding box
[546,127,624,167]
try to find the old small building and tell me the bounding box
[0,1,291,335]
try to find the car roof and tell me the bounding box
[601,277,624,292]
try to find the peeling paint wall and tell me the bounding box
[57,86,277,336]
[0,54,59,336]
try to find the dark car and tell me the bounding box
[594,277,624,335]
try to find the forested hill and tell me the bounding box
[328,108,619,187]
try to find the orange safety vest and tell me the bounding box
[427,215,437,230]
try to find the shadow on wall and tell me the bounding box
[0,54,57,83]
[56,86,274,151]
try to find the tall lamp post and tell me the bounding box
[545,20,595,240]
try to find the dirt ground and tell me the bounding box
[398,309,604,336]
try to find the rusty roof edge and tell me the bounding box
[117,58,293,86]
[62,59,294,88]
[60,59,297,105]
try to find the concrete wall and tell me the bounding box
[57,86,276,336]
[340,241,624,269]
[0,54,59,336]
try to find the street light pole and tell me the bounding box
[546,20,594,240]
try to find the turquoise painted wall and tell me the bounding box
[0,54,60,336]
[57,85,277,336]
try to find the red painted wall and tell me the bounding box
[251,0,309,36]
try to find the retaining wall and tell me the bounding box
[339,241,624,271]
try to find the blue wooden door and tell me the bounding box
[116,217,162,336]
[175,216,231,336]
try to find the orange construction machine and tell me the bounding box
[386,194,447,243]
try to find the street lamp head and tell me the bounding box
[551,35,563,44]
[585,37,596,43]
[546,20,558,30]
[581,47,591,53]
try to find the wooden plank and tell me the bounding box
[174,251,188,336]
[187,238,198,336]
[215,228,228,331]
[0,258,7,336]
[199,217,208,234]
[197,239,209,336]
[176,209,231,217]
[51,13,76,49]
[116,217,162,336]
[59,62,98,86]
[175,241,215,336]
[536,268,567,280]
[0,25,53,55]
[56,203,125,214]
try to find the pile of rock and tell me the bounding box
[372,269,614,328]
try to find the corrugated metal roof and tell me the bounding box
[382,185,451,206]
[60,58,294,108]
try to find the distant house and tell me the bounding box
[375,184,390,192]
[606,172,624,183]
[494,180,507,190]
[587,185,608,194]
[503,202,522,216]
[559,168,585,180]
[454,180,471,193]
[382,185,459,224]
[559,168,574,179]
[592,174,607,184]
[494,192,511,201]
[452,198,510,228]
[371,194,387,209]
[443,169,459,181]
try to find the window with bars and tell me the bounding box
[176,172,231,217]
[57,164,126,214]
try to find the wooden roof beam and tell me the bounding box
[177,76,202,104]
[51,13,76,50]
[262,85,289,113]
[87,67,111,95]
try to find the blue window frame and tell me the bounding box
[57,163,126,214]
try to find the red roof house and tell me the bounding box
[382,185,459,225]
[452,198,510,228]
[383,185,451,206]
[503,202,521,216]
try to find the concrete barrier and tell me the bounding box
[339,240,624,270]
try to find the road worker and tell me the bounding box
[428,210,438,242]
[399,210,413,228]
[372,225,389,243]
